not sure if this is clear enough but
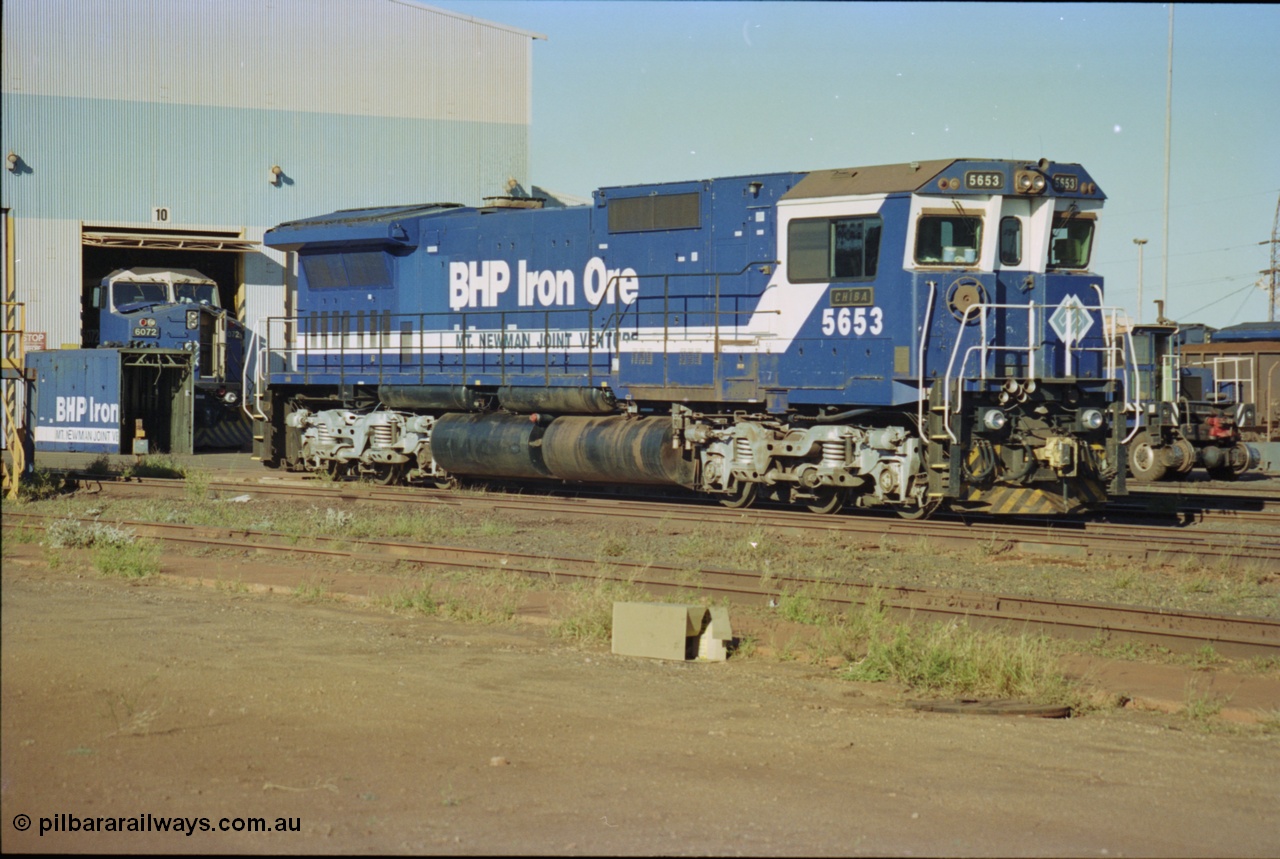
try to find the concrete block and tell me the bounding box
[697,605,733,662]
[611,602,733,661]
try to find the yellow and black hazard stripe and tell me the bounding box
[960,478,1107,516]
[195,413,253,450]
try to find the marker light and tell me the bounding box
[982,410,1008,431]
[1080,408,1104,430]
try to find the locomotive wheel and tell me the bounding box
[1205,463,1237,482]
[804,488,845,515]
[1231,441,1253,477]
[1205,443,1249,482]
[432,475,458,491]
[896,497,942,520]
[323,460,349,481]
[1127,438,1168,482]
[719,480,758,510]
[370,464,404,486]
[1171,438,1196,476]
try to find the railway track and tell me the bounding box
[58,473,1280,567]
[5,509,1278,659]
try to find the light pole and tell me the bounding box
[1133,238,1148,324]
[1161,5,1174,316]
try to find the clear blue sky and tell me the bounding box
[430,1,1279,330]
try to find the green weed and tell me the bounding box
[1181,577,1215,595]
[1187,644,1224,670]
[777,590,831,626]
[385,579,438,615]
[729,633,758,660]
[184,468,212,502]
[842,610,1074,703]
[84,455,114,476]
[41,544,64,570]
[599,536,630,558]
[3,523,39,545]
[46,517,137,549]
[93,540,161,578]
[1182,682,1226,724]
[124,455,186,480]
[548,579,650,645]
[16,467,67,501]
[293,578,330,601]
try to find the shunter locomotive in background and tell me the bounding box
[250,157,1130,517]
[1123,316,1255,481]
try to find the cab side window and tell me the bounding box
[999,216,1022,266]
[788,215,882,282]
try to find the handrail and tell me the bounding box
[241,318,270,422]
[917,280,936,442]
[261,264,778,392]
[940,298,1131,443]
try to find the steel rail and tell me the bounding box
[5,510,1277,658]
[61,474,1280,566]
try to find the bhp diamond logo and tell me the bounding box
[1049,294,1094,345]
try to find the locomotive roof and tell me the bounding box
[103,267,216,284]
[265,203,468,251]
[1209,321,1280,343]
[780,158,1098,200]
[782,159,958,200]
[271,203,465,231]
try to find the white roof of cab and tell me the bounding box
[105,268,216,284]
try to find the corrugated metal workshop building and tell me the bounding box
[1,0,543,351]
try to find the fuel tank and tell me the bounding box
[430,413,550,480]
[541,415,696,487]
[431,413,695,487]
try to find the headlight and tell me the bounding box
[1014,170,1047,195]
[1080,408,1104,430]
[982,409,1007,431]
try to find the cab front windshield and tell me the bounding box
[112,281,169,308]
[174,282,220,306]
[915,214,982,266]
[1048,212,1095,270]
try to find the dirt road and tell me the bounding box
[2,555,1279,855]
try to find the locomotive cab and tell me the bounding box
[884,162,1122,514]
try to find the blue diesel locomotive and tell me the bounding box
[252,157,1129,516]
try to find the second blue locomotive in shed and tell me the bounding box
[252,157,1129,516]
